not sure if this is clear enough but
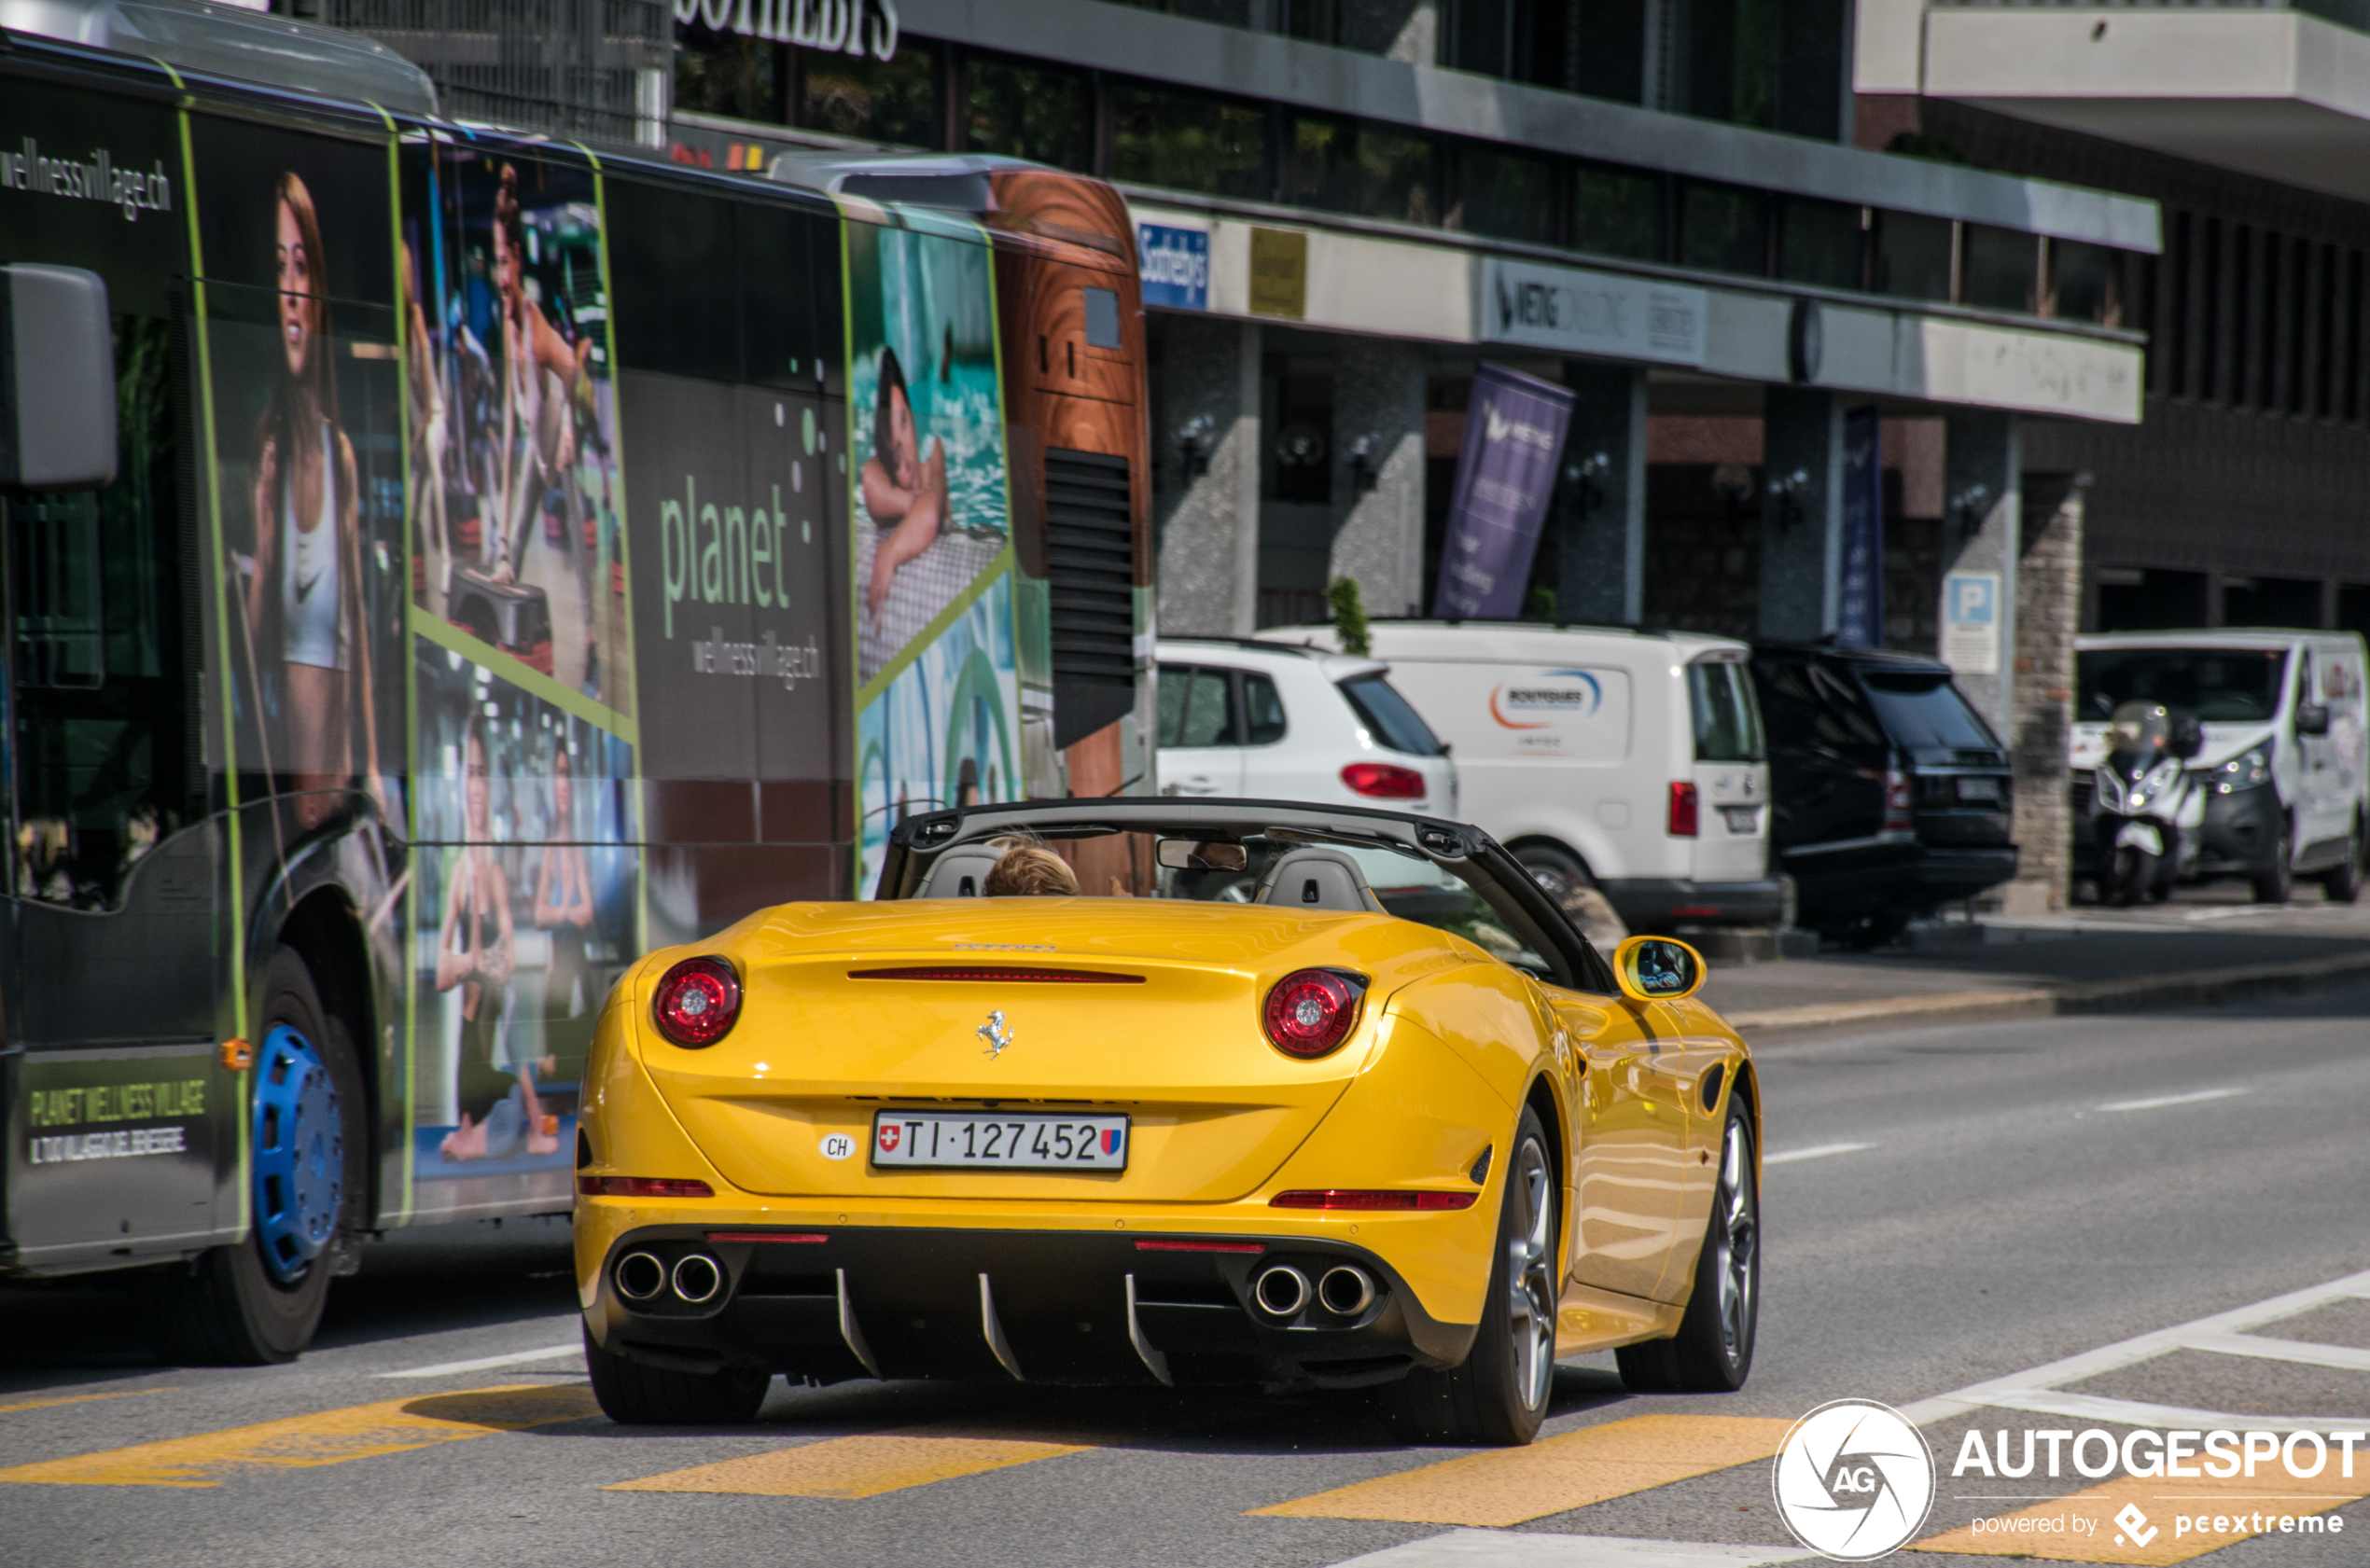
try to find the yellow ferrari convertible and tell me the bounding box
[575,800,1760,1445]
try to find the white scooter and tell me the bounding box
[2090,701,2205,906]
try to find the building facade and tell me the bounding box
[1860,0,2370,643]
[649,0,2159,910]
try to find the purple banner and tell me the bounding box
[1837,406,1883,649]
[1432,363,1575,619]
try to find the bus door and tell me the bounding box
[5,323,232,1274]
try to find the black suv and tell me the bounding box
[1750,644,2019,946]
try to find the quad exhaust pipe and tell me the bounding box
[614,1250,665,1302]
[1254,1262,1377,1319]
[1318,1265,1374,1317]
[671,1252,723,1304]
[1253,1264,1309,1317]
[613,1248,725,1305]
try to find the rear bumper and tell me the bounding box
[1601,876,1786,930]
[579,1220,1478,1392]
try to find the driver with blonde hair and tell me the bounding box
[983,843,1078,897]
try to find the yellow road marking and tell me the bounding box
[1250,1414,1796,1527]
[1915,1464,2370,1564]
[0,1384,599,1488]
[606,1422,1092,1499]
[0,1388,176,1417]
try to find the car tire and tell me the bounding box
[2252,822,2294,905]
[2321,819,2363,905]
[584,1323,772,1425]
[1614,1094,1759,1395]
[1375,1107,1558,1448]
[146,948,367,1367]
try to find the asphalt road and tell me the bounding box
[4,978,2368,1568]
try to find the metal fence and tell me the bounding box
[309,0,671,147]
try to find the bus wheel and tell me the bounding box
[149,949,366,1366]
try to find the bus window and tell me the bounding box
[11,317,198,909]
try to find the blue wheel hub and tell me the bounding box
[252,1023,342,1283]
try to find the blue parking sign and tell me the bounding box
[1946,573,1996,626]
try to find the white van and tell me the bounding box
[2071,630,2370,902]
[1256,622,1779,932]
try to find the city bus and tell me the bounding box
[0,19,1152,1363]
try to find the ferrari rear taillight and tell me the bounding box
[579,1176,715,1198]
[1262,968,1365,1058]
[652,955,741,1048]
[1667,781,1700,838]
[1341,762,1426,799]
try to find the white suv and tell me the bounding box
[1154,639,1457,817]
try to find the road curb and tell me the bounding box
[1726,950,2370,1037]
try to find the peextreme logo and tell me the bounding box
[1772,1399,1936,1561]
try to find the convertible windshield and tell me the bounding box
[888,803,1596,989]
[2077,647,2289,723]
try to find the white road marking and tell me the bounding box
[1897,1265,2370,1428]
[1763,1143,1872,1165]
[375,1342,585,1379]
[1974,1387,2370,1436]
[1321,1531,1811,1567]
[2098,1086,2251,1113]
[2185,1329,2370,1373]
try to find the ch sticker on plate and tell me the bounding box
[818,1132,857,1161]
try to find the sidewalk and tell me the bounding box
[1698,890,2370,1037]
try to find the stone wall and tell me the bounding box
[2003,479,2085,912]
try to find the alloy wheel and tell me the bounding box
[1505,1139,1558,1411]
[1710,1116,1759,1369]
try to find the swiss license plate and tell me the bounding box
[1956,776,2002,802]
[870,1111,1128,1170]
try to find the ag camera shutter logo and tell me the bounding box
[1772,1399,1935,1560]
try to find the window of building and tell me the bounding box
[2050,237,2122,326]
[674,25,783,123]
[1280,0,1342,43]
[1962,224,2037,314]
[962,54,1092,171]
[1454,142,1559,246]
[1570,0,1647,103]
[1875,211,1953,301]
[1109,81,1268,200]
[1680,182,1770,277]
[1286,115,1439,227]
[2343,251,2364,423]
[1680,0,1781,131]
[1571,163,1663,261]
[1779,198,1862,291]
[797,43,940,148]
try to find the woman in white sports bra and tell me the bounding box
[244,171,381,830]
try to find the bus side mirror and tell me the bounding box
[0,266,117,493]
[2296,703,2331,737]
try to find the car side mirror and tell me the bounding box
[1611,936,1706,1005]
[0,265,117,493]
[2296,703,2331,737]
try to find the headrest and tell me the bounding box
[916,845,1003,898]
[1252,847,1386,915]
